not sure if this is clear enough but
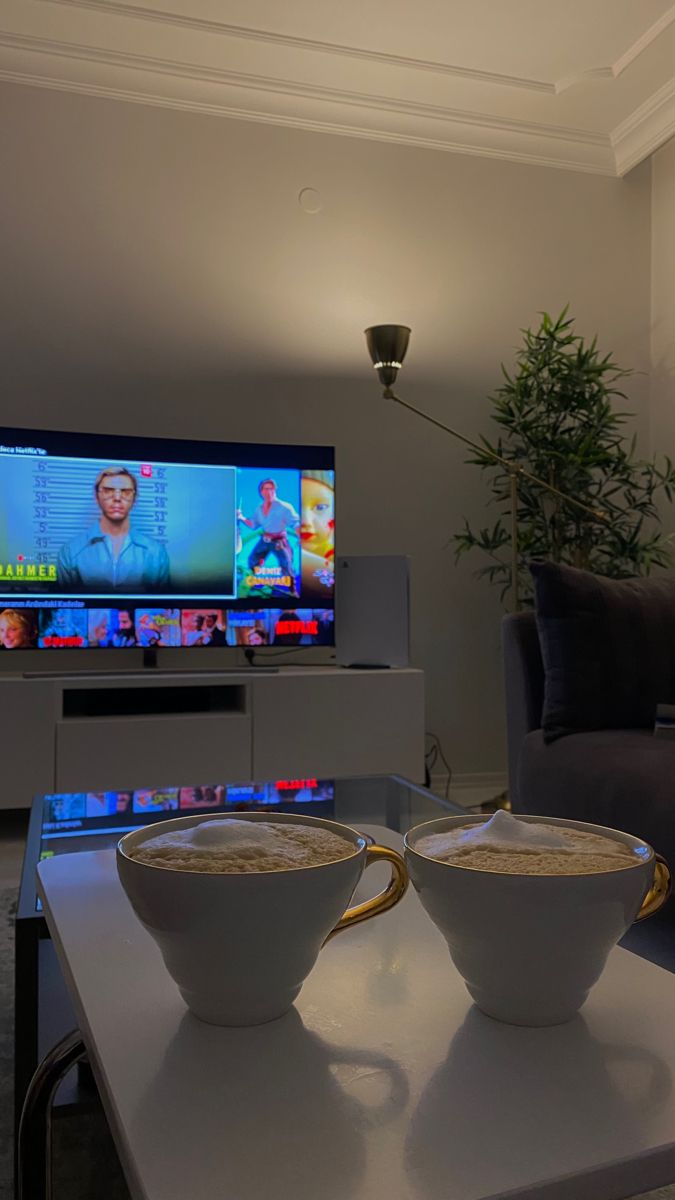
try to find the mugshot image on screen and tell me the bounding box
[0,455,237,599]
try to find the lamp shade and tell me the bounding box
[364,325,411,390]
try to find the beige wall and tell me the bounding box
[651,137,675,518]
[0,82,653,774]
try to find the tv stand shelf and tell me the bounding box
[61,684,246,719]
[0,667,424,804]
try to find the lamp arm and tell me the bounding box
[387,390,605,524]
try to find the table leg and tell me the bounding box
[16,1030,87,1200]
[14,917,40,1143]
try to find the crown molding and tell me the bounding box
[0,2,673,176]
[556,3,675,91]
[0,30,612,146]
[0,69,618,176]
[612,3,675,77]
[0,31,566,121]
[612,77,675,176]
[39,0,675,101]
[38,0,557,94]
[0,29,617,175]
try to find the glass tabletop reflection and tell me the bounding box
[19,774,465,917]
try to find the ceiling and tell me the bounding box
[1,0,674,175]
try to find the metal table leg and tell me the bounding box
[17,1030,87,1200]
[14,913,41,1144]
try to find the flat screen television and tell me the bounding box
[0,427,335,660]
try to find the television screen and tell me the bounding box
[0,427,335,651]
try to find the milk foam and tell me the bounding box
[128,819,356,874]
[451,809,569,852]
[415,811,637,875]
[190,819,283,850]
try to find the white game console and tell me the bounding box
[336,555,410,669]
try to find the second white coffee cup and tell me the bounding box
[405,813,670,1027]
[117,811,408,1026]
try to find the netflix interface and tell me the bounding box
[0,428,334,651]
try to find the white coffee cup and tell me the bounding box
[404,813,670,1027]
[117,811,407,1026]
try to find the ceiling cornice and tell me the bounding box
[0,30,609,141]
[612,77,675,175]
[39,0,675,98]
[32,0,560,94]
[611,3,675,77]
[0,0,673,176]
[0,69,617,178]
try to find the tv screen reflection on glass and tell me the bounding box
[0,427,335,652]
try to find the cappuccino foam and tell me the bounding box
[415,811,639,875]
[128,818,356,874]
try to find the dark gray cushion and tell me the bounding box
[530,562,675,741]
[516,727,675,861]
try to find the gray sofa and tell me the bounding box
[503,610,675,865]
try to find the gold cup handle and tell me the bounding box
[325,845,409,942]
[635,854,671,922]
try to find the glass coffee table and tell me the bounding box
[24,785,675,1200]
[15,773,463,1130]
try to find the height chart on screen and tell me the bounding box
[0,429,335,653]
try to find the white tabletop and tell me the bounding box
[37,826,675,1200]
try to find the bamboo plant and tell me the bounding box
[453,308,675,603]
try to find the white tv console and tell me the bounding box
[0,667,425,807]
